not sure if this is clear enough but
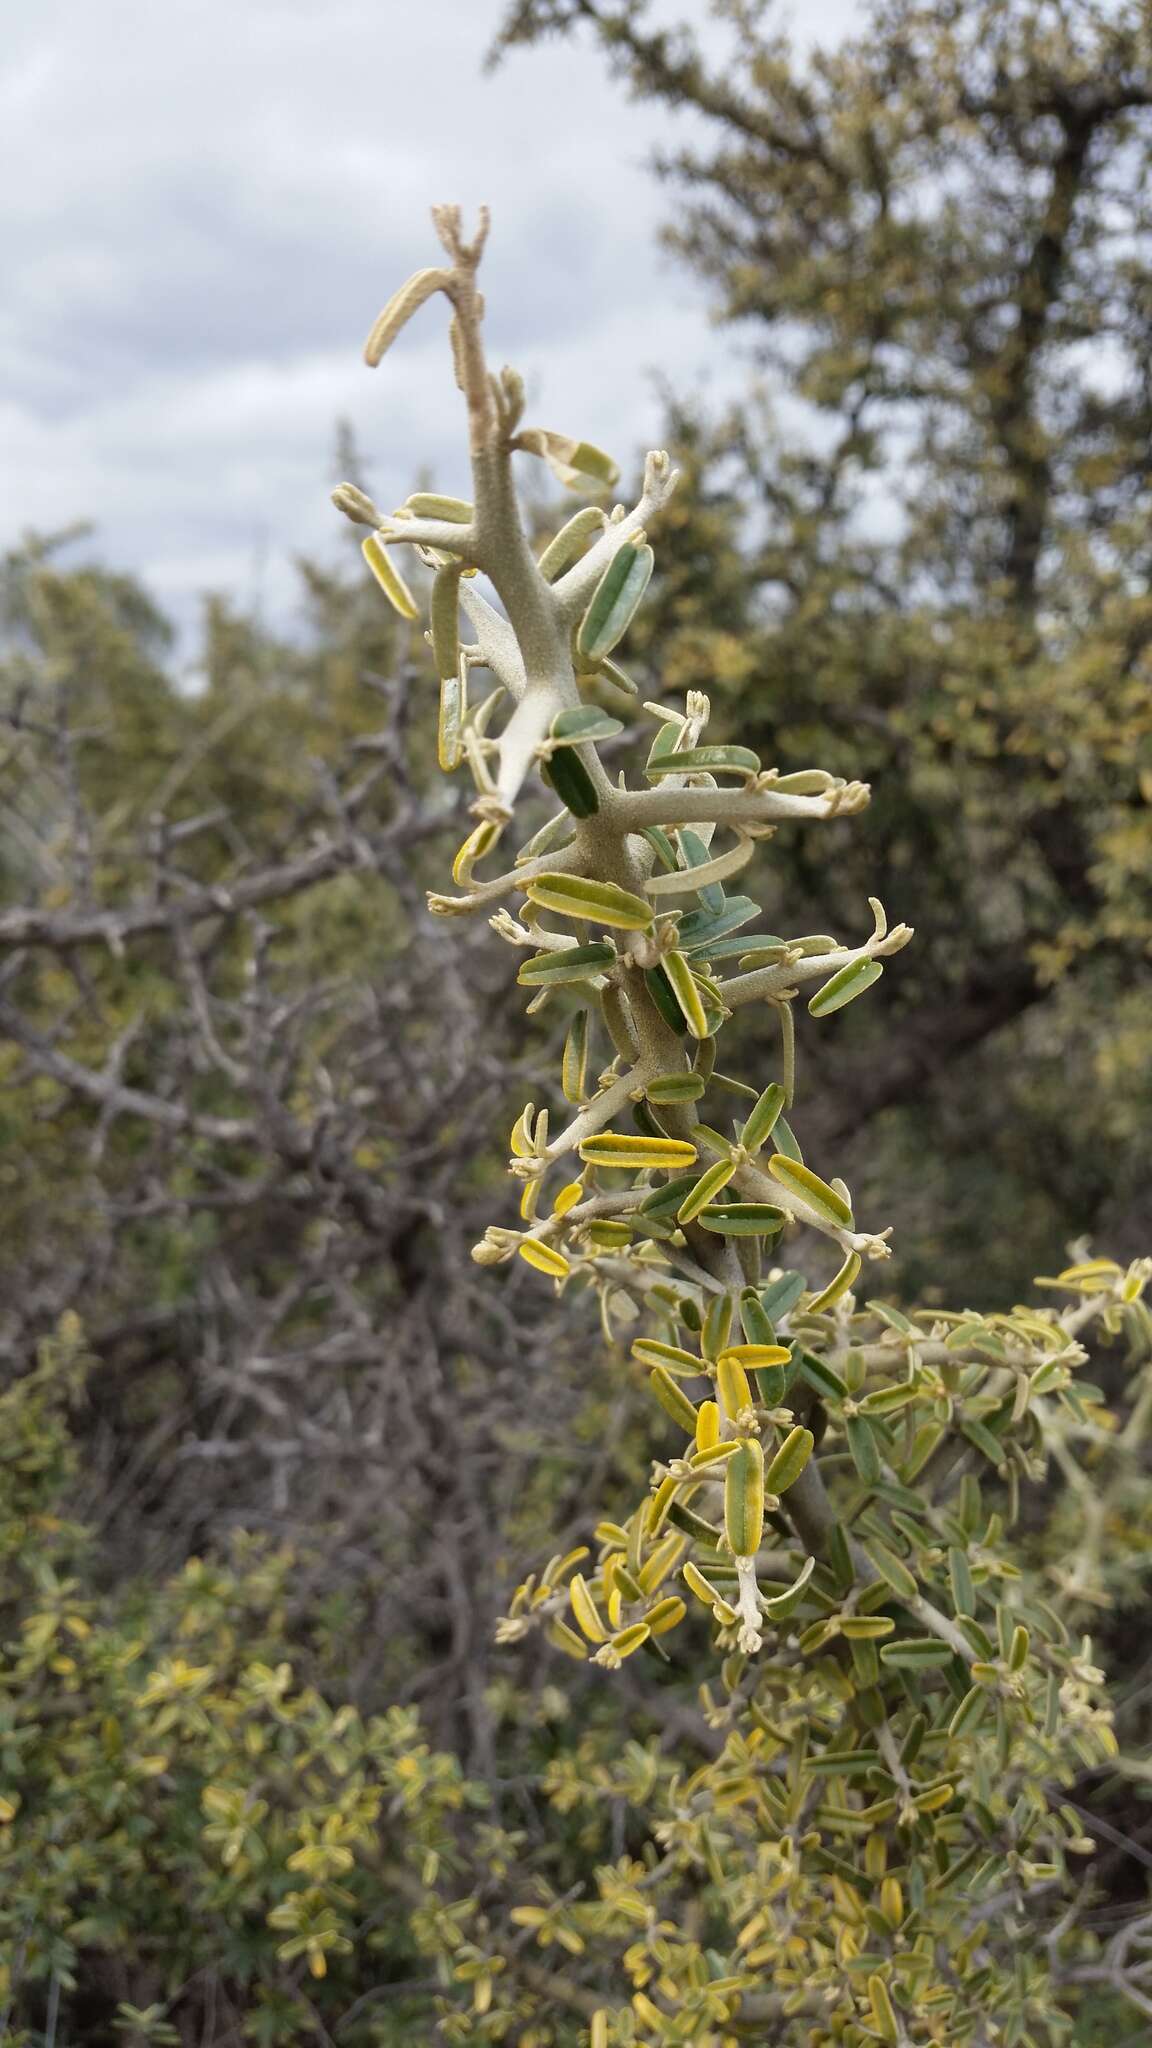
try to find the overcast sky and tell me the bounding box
[1,0,863,664]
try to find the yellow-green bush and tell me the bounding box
[0,1319,493,2043]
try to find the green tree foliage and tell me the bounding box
[492,0,1152,1303]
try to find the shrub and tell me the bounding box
[324,206,1152,2044]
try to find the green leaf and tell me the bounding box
[734,940,791,966]
[667,1501,722,1548]
[949,1685,990,1739]
[540,751,600,818]
[640,825,679,872]
[741,1082,786,1155]
[678,897,762,956]
[595,654,638,696]
[406,491,473,522]
[960,1419,1008,1470]
[549,706,624,747]
[362,533,419,619]
[770,769,838,794]
[795,1348,847,1400]
[676,827,725,913]
[520,429,620,493]
[645,1070,706,1105]
[677,1158,738,1224]
[859,1382,919,1416]
[649,1368,699,1433]
[561,1009,590,1104]
[739,1290,776,1346]
[647,745,761,779]
[807,1249,861,1312]
[766,1154,853,1229]
[577,543,655,662]
[764,1425,814,1494]
[948,1547,976,1618]
[537,505,605,580]
[807,1747,883,1778]
[701,1292,735,1358]
[579,1132,697,1170]
[697,1203,787,1237]
[662,950,710,1039]
[517,943,616,986]
[636,1172,700,1219]
[844,1413,882,1486]
[862,1538,918,1602]
[560,438,619,488]
[526,872,652,930]
[808,957,884,1018]
[644,717,685,780]
[644,964,690,1035]
[879,1638,956,1669]
[686,935,784,963]
[431,563,462,687]
[631,1339,702,1375]
[868,1301,918,1336]
[632,1097,667,1141]
[770,1115,804,1165]
[758,1272,806,1321]
[725,1438,764,1557]
[762,1554,816,1620]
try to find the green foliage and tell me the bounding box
[318,201,1152,2044]
[0,1322,491,2042]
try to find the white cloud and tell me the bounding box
[1,0,864,652]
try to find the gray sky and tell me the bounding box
[1,0,863,662]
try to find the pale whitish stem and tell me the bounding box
[549,450,680,624]
[458,584,527,700]
[539,1063,654,1165]
[492,688,567,815]
[610,782,872,833]
[427,840,581,917]
[488,912,580,956]
[729,1152,892,1262]
[735,1555,764,1654]
[878,1722,916,1815]
[721,929,914,1010]
[904,1589,979,1664]
[574,1236,721,1301]
[425,209,583,813]
[527,1189,650,1243]
[375,514,481,561]
[475,443,689,808]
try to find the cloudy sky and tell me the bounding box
[2,0,863,664]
